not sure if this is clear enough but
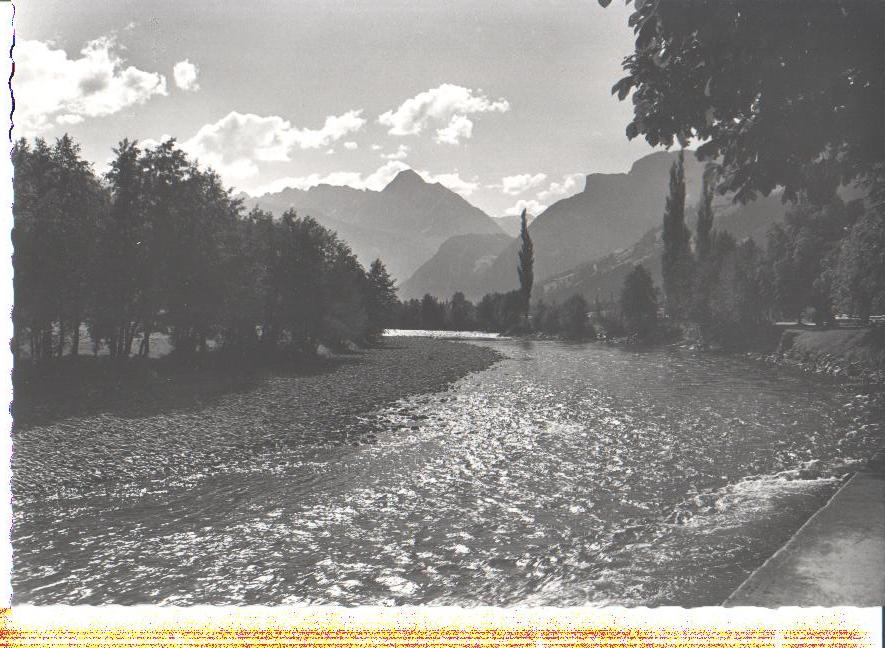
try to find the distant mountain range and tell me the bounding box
[492,212,535,237]
[399,232,513,300]
[537,191,787,305]
[243,151,787,304]
[241,169,505,282]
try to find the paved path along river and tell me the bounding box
[12,338,884,605]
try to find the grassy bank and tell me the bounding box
[763,327,885,383]
[12,338,500,503]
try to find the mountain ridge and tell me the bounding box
[241,170,505,281]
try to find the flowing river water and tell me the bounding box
[12,338,884,605]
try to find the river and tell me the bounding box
[11,338,883,605]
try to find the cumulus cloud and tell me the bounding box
[15,36,168,135]
[536,173,585,202]
[343,141,358,150]
[180,109,366,179]
[378,83,509,144]
[493,173,548,196]
[505,199,544,217]
[435,114,473,145]
[382,144,410,160]
[173,59,200,91]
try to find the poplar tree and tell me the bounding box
[516,208,534,318]
[661,151,692,319]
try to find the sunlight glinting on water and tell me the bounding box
[11,340,883,606]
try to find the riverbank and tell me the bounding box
[12,338,501,503]
[752,327,885,383]
[725,449,885,606]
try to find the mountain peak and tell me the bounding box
[384,168,427,192]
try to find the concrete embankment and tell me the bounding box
[725,450,885,606]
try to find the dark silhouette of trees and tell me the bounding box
[12,136,105,362]
[603,0,885,203]
[366,259,398,340]
[517,208,534,317]
[448,292,476,330]
[832,211,885,321]
[620,265,658,341]
[420,294,446,330]
[692,167,716,331]
[761,193,861,324]
[12,134,398,366]
[661,151,693,319]
[558,294,593,339]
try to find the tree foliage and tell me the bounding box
[620,264,658,340]
[517,208,534,316]
[603,0,885,203]
[13,134,398,365]
[661,151,693,318]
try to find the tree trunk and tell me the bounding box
[57,320,65,358]
[42,326,52,362]
[126,322,138,357]
[140,323,151,358]
[70,317,80,357]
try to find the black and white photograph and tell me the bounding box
[7,0,885,610]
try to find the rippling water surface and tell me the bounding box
[12,339,883,605]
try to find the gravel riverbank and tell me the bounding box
[12,338,501,506]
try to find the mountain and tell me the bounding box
[471,151,709,297]
[493,213,536,237]
[241,170,505,282]
[399,232,514,300]
[537,191,787,305]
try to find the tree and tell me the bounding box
[94,138,147,358]
[420,294,446,330]
[517,208,534,318]
[366,259,399,340]
[695,166,715,261]
[762,194,860,323]
[708,235,767,348]
[603,0,885,203]
[831,210,885,320]
[559,294,593,340]
[448,292,476,331]
[620,264,658,340]
[692,166,716,328]
[661,151,693,319]
[13,133,390,366]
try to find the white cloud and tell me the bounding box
[382,144,410,160]
[173,59,200,91]
[137,134,172,151]
[180,109,366,179]
[417,171,479,196]
[435,114,473,145]
[505,199,544,217]
[378,83,509,144]
[371,144,383,151]
[536,173,585,202]
[343,141,358,150]
[15,36,168,135]
[493,173,548,196]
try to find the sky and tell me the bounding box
[14,0,658,218]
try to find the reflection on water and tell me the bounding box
[12,340,883,605]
